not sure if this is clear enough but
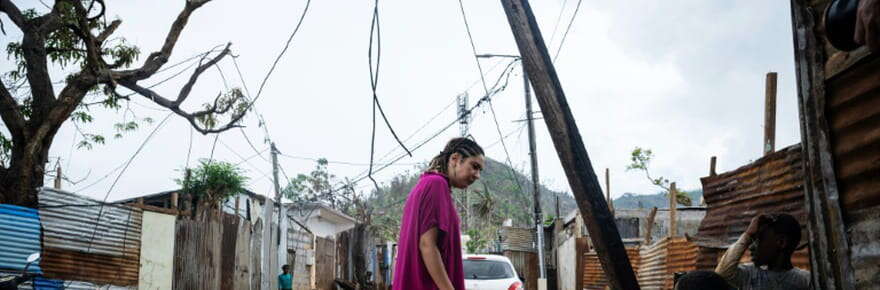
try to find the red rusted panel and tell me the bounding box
[583,246,640,290]
[824,52,880,289]
[664,238,698,289]
[695,145,811,271]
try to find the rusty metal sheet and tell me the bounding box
[824,52,880,289]
[664,238,698,289]
[637,238,669,290]
[501,226,535,252]
[37,188,142,286]
[582,246,640,290]
[503,250,538,290]
[695,145,811,271]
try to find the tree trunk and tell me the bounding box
[0,137,54,208]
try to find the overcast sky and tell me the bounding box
[1,0,800,203]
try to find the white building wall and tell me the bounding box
[138,211,176,290]
[557,237,577,290]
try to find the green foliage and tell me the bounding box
[465,228,491,254]
[2,2,145,157]
[283,158,367,221]
[177,160,248,203]
[626,147,692,206]
[283,158,334,203]
[196,88,248,130]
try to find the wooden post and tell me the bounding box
[644,207,658,245]
[54,165,62,189]
[606,168,614,216]
[235,196,240,215]
[171,192,179,209]
[137,197,144,205]
[764,72,777,155]
[710,156,717,176]
[500,1,639,288]
[669,183,678,238]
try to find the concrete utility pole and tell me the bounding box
[500,0,639,288]
[458,93,471,231]
[262,142,284,290]
[524,69,547,286]
[272,143,285,269]
[764,72,777,155]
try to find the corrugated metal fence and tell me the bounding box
[823,47,880,288]
[695,145,811,271]
[0,204,43,274]
[39,188,142,286]
[637,238,668,290]
[583,246,640,290]
[504,250,539,290]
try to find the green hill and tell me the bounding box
[612,190,703,209]
[367,158,578,246]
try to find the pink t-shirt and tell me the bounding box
[392,172,464,290]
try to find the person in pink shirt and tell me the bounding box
[392,137,485,290]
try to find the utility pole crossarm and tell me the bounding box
[499,0,640,289]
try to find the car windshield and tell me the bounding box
[463,259,515,280]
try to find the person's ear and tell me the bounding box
[450,152,462,164]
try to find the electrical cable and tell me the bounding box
[553,0,583,62]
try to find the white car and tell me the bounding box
[463,254,524,290]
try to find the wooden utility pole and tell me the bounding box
[710,156,717,176]
[644,207,658,245]
[54,165,62,189]
[500,0,639,288]
[669,182,678,238]
[606,168,614,215]
[764,72,777,155]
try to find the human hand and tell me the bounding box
[745,214,772,237]
[855,0,880,51]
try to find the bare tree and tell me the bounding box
[0,0,248,207]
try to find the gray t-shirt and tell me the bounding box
[728,264,810,290]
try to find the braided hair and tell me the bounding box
[427,137,484,176]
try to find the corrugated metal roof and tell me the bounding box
[695,145,811,270]
[637,238,668,290]
[38,188,142,286]
[0,204,42,274]
[501,226,534,252]
[824,52,880,289]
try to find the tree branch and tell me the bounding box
[0,0,26,29]
[0,78,26,140]
[174,43,231,106]
[68,0,106,69]
[119,80,245,135]
[111,0,213,81]
[96,19,121,43]
[20,0,70,125]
